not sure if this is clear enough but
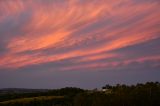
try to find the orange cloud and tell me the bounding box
[0,0,159,70]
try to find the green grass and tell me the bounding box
[0,96,64,105]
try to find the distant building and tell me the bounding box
[102,87,108,92]
[102,84,112,93]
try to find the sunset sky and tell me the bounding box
[0,0,160,89]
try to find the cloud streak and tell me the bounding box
[0,0,160,71]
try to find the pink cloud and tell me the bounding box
[0,0,159,70]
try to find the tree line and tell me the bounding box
[0,82,160,106]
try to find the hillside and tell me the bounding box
[0,82,160,106]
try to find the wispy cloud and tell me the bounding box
[0,0,159,71]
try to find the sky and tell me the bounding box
[0,0,160,89]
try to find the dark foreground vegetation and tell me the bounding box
[0,82,160,106]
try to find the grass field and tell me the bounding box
[0,96,64,105]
